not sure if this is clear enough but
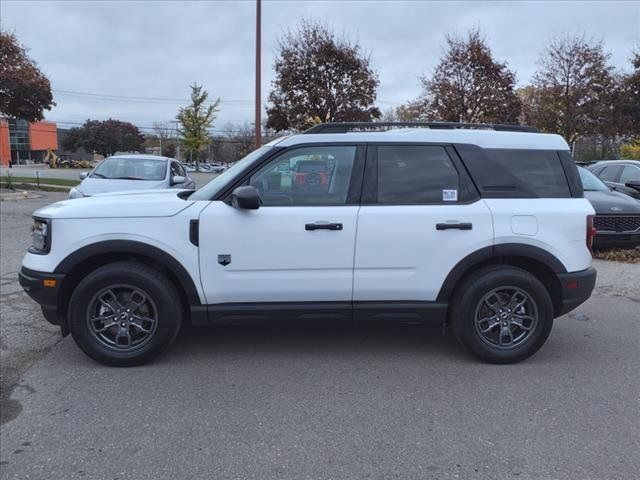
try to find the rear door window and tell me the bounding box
[376,146,459,204]
[485,149,570,197]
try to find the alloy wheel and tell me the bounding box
[473,286,539,349]
[86,285,159,351]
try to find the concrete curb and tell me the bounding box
[0,189,45,201]
[0,182,71,193]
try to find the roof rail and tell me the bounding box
[303,122,538,134]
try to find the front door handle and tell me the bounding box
[305,222,343,231]
[436,222,472,231]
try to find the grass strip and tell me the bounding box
[1,176,79,187]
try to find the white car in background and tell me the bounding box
[68,155,195,199]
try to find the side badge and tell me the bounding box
[218,254,231,266]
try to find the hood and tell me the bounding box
[34,189,195,219]
[584,190,640,215]
[76,177,167,195]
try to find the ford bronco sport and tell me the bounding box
[19,122,597,366]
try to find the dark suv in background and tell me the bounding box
[578,167,640,249]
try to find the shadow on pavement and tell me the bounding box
[161,323,469,364]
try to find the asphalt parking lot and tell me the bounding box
[1,191,639,480]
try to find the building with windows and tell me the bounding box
[0,118,58,166]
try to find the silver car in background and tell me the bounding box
[69,155,196,199]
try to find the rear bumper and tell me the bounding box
[18,267,66,326]
[556,267,597,316]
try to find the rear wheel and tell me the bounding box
[68,262,182,366]
[450,266,554,364]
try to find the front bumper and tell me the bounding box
[556,266,597,316]
[18,267,66,326]
[593,232,640,249]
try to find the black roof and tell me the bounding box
[303,122,538,134]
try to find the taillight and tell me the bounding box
[586,215,596,252]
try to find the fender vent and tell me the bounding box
[189,220,199,246]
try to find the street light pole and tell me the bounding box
[255,0,262,148]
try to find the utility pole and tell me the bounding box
[173,120,181,161]
[254,0,262,148]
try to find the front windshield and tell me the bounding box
[189,145,273,200]
[91,157,167,180]
[578,166,609,191]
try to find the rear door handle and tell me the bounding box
[436,222,472,231]
[305,222,343,231]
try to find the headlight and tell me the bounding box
[68,187,86,199]
[29,217,51,254]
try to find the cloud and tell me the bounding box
[1,0,638,130]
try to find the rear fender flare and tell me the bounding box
[436,243,566,302]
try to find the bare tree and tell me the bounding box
[618,50,640,139]
[152,121,175,157]
[400,29,521,124]
[522,35,615,145]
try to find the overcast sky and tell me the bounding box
[1,0,639,133]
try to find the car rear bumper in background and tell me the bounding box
[556,267,597,316]
[18,267,66,326]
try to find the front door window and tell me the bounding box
[248,146,357,206]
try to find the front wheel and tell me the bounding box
[68,262,182,366]
[450,266,554,364]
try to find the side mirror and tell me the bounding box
[171,175,186,186]
[79,172,89,180]
[625,180,640,192]
[230,185,261,210]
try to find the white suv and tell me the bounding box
[19,122,597,366]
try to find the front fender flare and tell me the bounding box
[54,240,201,305]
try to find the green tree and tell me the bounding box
[400,29,521,124]
[266,19,381,132]
[177,83,220,170]
[0,31,55,121]
[620,142,640,159]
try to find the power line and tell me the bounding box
[53,89,254,105]
[52,89,405,106]
[38,119,254,136]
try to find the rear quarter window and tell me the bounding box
[485,149,571,198]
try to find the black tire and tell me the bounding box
[68,262,182,367]
[450,265,554,364]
